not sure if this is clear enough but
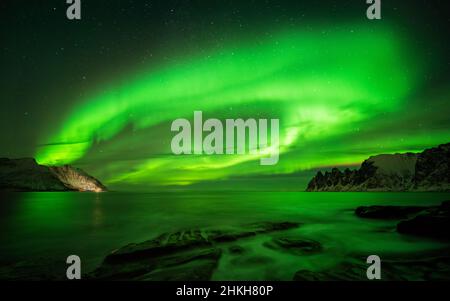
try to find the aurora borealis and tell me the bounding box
[1,0,449,190]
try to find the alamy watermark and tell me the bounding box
[66,0,81,20]
[66,255,81,280]
[64,254,381,280]
[367,255,382,280]
[367,0,382,20]
[170,111,280,166]
[65,1,381,21]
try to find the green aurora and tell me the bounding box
[34,25,447,188]
[1,1,449,190]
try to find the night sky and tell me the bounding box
[1,0,449,190]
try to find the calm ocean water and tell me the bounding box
[0,192,449,280]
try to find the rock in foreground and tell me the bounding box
[293,256,450,281]
[263,237,322,255]
[355,201,449,240]
[397,201,450,239]
[355,205,427,219]
[0,158,106,192]
[90,221,300,281]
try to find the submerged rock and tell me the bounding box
[0,258,66,281]
[135,253,221,281]
[104,230,212,264]
[91,247,222,281]
[206,221,300,243]
[263,237,322,255]
[293,256,450,281]
[293,262,367,281]
[397,201,450,239]
[0,158,106,192]
[230,255,274,266]
[354,201,449,240]
[104,222,299,265]
[91,221,300,281]
[228,245,246,255]
[355,205,427,219]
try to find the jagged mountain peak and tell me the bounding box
[307,143,450,192]
[365,152,418,176]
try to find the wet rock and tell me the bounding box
[397,201,450,239]
[293,262,367,281]
[228,245,246,255]
[206,221,300,243]
[263,237,322,255]
[90,247,221,280]
[105,222,299,264]
[231,255,274,266]
[380,256,450,281]
[91,221,300,281]
[104,230,212,264]
[354,201,449,239]
[0,258,66,281]
[293,256,450,281]
[293,270,325,281]
[355,205,427,219]
[136,258,220,281]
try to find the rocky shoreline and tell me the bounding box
[84,201,450,281]
[1,202,448,281]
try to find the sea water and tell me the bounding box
[0,192,449,280]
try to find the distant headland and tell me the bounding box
[0,158,107,192]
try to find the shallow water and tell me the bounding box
[0,192,449,280]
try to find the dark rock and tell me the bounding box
[354,201,449,239]
[104,230,212,264]
[293,270,326,281]
[263,237,322,255]
[397,201,450,239]
[206,221,300,243]
[306,142,449,192]
[105,222,299,264]
[293,262,367,281]
[0,258,67,281]
[0,158,106,192]
[355,206,428,219]
[90,247,221,281]
[293,256,450,281]
[230,256,274,266]
[441,200,450,209]
[228,245,246,255]
[91,221,300,281]
[136,256,220,281]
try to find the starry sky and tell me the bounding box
[1,0,449,191]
